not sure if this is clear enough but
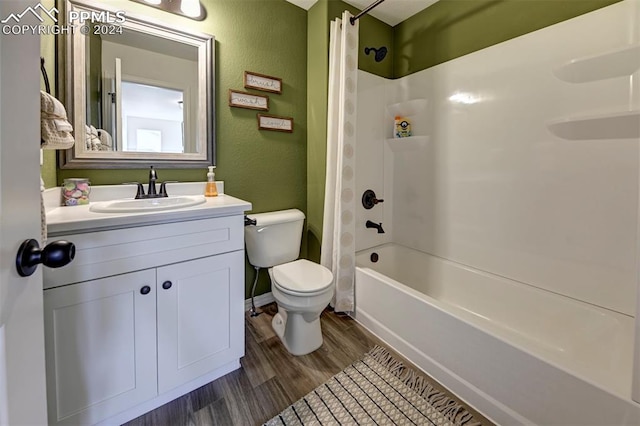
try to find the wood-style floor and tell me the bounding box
[124,303,491,426]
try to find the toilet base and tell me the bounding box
[272,308,323,356]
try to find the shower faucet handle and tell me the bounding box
[362,189,384,209]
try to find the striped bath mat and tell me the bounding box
[265,346,482,426]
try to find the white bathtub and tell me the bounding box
[355,243,640,425]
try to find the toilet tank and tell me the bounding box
[244,209,305,268]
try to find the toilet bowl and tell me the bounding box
[244,209,334,356]
[268,259,333,355]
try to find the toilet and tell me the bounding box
[244,209,334,356]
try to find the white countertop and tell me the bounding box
[45,182,252,236]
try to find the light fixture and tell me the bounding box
[180,0,201,18]
[130,0,206,21]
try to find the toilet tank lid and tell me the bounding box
[246,209,305,226]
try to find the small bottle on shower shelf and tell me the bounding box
[394,116,412,138]
[205,166,218,197]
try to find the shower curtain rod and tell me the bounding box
[350,0,386,25]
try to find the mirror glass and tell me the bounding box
[60,0,215,168]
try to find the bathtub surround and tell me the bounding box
[354,0,640,423]
[358,0,639,316]
[266,345,481,426]
[321,11,359,313]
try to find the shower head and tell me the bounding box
[364,46,387,62]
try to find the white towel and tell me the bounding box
[40,91,75,150]
[85,125,102,150]
[85,125,93,150]
[97,129,113,148]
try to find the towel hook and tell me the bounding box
[40,57,51,94]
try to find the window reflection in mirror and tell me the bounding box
[121,82,185,153]
[84,25,198,155]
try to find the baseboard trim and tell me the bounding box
[245,291,274,311]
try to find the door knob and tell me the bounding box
[16,239,75,277]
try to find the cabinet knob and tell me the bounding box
[162,281,172,290]
[140,285,151,295]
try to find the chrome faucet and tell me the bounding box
[366,220,385,234]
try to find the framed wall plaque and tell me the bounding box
[257,114,293,133]
[228,89,269,111]
[244,71,282,94]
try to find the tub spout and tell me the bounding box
[366,220,385,234]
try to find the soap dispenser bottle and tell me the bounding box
[205,166,218,197]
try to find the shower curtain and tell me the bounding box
[321,11,358,313]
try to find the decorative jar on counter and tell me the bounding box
[62,178,91,206]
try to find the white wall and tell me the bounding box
[355,72,392,250]
[356,0,640,317]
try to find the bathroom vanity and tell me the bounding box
[42,183,251,425]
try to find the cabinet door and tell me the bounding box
[44,270,158,425]
[157,251,244,393]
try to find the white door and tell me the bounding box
[0,1,48,424]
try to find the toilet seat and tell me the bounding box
[272,259,333,296]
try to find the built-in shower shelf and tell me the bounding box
[385,135,430,152]
[553,43,640,83]
[548,110,640,140]
[386,99,428,142]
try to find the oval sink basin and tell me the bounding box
[89,195,207,213]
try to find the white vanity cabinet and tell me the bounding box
[43,213,247,426]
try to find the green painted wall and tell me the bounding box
[306,0,331,263]
[47,0,308,298]
[393,0,621,78]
